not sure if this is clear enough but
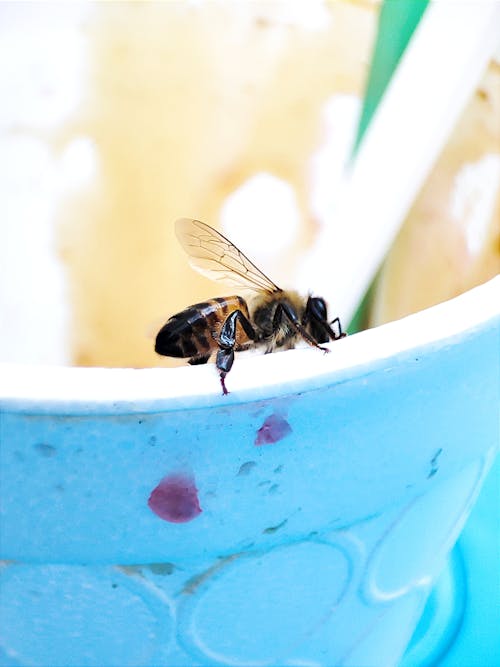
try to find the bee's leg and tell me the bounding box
[219,310,256,347]
[216,310,256,395]
[330,316,347,340]
[188,354,211,365]
[216,349,234,396]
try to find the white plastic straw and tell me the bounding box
[302,0,500,323]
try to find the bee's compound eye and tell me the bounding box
[310,297,327,320]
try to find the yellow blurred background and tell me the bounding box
[1,1,498,368]
[56,1,377,367]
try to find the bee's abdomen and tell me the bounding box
[155,296,249,359]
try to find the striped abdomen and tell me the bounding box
[155,296,251,361]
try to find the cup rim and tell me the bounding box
[1,276,498,414]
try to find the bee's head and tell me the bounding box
[307,296,327,320]
[302,296,328,343]
[303,296,344,344]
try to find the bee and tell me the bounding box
[155,218,346,395]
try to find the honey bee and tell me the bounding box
[155,218,346,395]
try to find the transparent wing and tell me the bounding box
[175,218,280,294]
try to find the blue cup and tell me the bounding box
[1,277,498,667]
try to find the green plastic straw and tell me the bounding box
[353,0,429,159]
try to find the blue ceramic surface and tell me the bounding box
[0,277,499,667]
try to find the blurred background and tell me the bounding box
[1,1,497,370]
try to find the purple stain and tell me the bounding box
[255,414,292,446]
[148,474,202,523]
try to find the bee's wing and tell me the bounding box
[175,218,280,294]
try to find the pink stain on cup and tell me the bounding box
[255,413,292,446]
[148,473,202,523]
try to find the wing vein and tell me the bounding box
[175,218,281,294]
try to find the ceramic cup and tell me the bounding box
[1,277,499,667]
